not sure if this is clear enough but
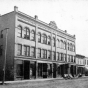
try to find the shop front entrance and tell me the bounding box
[15,60,36,80]
[24,61,30,79]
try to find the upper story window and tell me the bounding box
[31,30,35,41]
[37,48,41,58]
[52,51,56,60]
[47,50,51,60]
[24,46,30,56]
[30,47,35,57]
[61,40,64,49]
[64,41,66,49]
[17,44,22,56]
[57,52,59,61]
[23,27,30,39]
[73,45,75,52]
[38,32,41,43]
[42,34,47,44]
[74,56,76,63]
[41,49,47,59]
[68,55,70,62]
[61,53,64,61]
[70,43,72,51]
[53,37,55,47]
[47,36,51,45]
[57,39,60,47]
[63,54,66,61]
[71,55,73,62]
[18,25,22,38]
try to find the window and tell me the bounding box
[30,47,35,57]
[23,27,30,39]
[41,49,47,59]
[18,25,22,37]
[42,34,47,44]
[73,45,75,52]
[61,40,64,49]
[53,37,55,47]
[63,54,66,61]
[70,43,72,51]
[31,30,35,41]
[71,55,73,62]
[68,55,70,62]
[74,56,76,63]
[64,54,67,62]
[57,39,60,47]
[59,53,61,61]
[47,36,51,45]
[53,51,56,60]
[45,50,47,59]
[37,48,41,58]
[57,52,59,61]
[16,61,23,77]
[47,51,51,60]
[38,32,41,43]
[0,45,3,56]
[61,53,64,61]
[64,41,66,49]
[17,44,22,55]
[24,46,30,56]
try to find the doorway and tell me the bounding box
[24,61,30,79]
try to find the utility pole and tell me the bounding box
[1,28,9,84]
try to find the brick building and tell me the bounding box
[0,6,76,81]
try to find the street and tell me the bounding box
[0,77,88,88]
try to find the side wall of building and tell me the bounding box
[0,12,15,81]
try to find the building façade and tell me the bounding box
[0,6,76,81]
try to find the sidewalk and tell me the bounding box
[0,76,87,85]
[0,77,63,84]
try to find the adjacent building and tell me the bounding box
[84,57,88,76]
[0,6,76,81]
[76,54,85,76]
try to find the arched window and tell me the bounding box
[38,32,41,43]
[61,40,63,48]
[57,39,60,47]
[47,36,51,45]
[42,34,47,44]
[73,45,75,52]
[23,27,30,39]
[64,41,66,49]
[31,30,35,41]
[18,25,22,37]
[70,43,72,51]
[53,37,55,47]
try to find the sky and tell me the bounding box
[0,0,88,56]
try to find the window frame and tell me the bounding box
[37,48,41,58]
[31,30,35,41]
[38,32,41,43]
[47,36,51,45]
[17,25,22,38]
[17,44,22,56]
[30,46,35,57]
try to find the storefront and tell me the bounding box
[14,59,77,80]
[14,59,36,80]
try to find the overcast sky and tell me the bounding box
[0,0,88,57]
